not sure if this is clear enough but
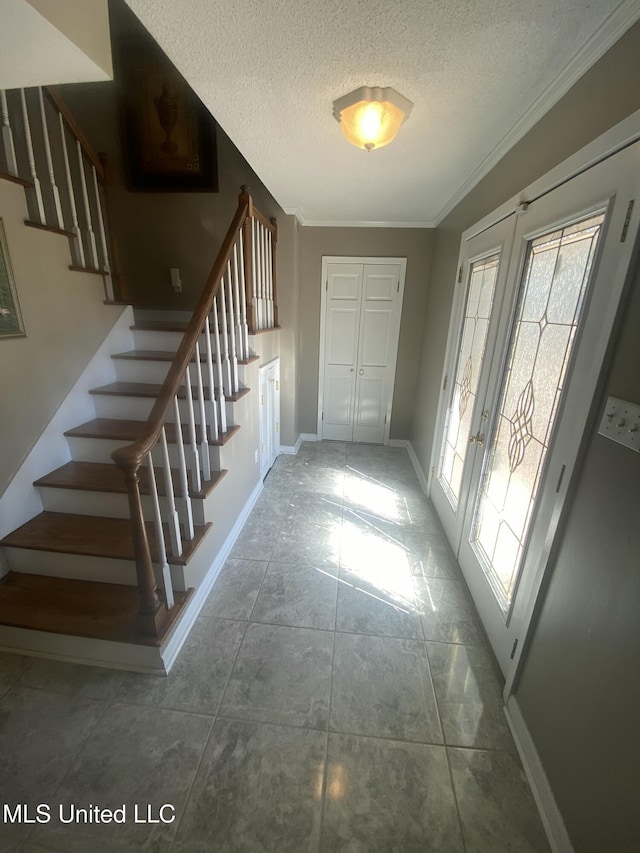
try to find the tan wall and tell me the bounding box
[26,0,113,77]
[410,20,640,473]
[0,181,123,494]
[298,227,434,439]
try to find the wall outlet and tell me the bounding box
[597,396,640,452]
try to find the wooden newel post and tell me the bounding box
[119,461,167,637]
[240,185,257,333]
[270,217,279,328]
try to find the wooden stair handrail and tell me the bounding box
[112,193,249,471]
[45,86,105,181]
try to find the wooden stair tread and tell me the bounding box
[0,572,192,647]
[65,418,241,447]
[113,349,259,366]
[1,512,211,566]
[69,265,105,275]
[34,460,227,499]
[90,381,251,402]
[131,321,189,332]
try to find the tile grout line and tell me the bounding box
[424,640,469,853]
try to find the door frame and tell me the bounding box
[317,256,407,443]
[428,109,640,698]
[259,357,280,478]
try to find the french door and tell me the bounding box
[433,140,640,679]
[318,258,406,444]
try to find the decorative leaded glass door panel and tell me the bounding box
[431,215,516,547]
[453,140,640,679]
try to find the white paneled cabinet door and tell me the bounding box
[320,259,405,444]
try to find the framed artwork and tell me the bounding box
[118,33,218,192]
[0,219,26,339]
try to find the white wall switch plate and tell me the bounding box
[597,396,640,452]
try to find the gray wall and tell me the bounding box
[515,261,640,852]
[298,226,434,438]
[410,20,640,472]
[408,20,640,853]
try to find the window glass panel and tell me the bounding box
[471,213,605,611]
[438,254,500,508]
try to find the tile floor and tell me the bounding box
[0,442,551,852]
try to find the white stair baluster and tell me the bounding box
[251,217,259,330]
[1,90,18,176]
[232,240,244,360]
[173,397,195,540]
[194,340,211,479]
[204,316,219,440]
[226,259,239,393]
[91,164,114,300]
[218,271,233,396]
[145,451,175,609]
[19,89,45,223]
[183,364,201,492]
[58,113,85,268]
[76,140,99,268]
[266,226,274,328]
[37,88,63,229]
[159,426,182,557]
[261,223,268,329]
[238,229,250,357]
[212,294,227,433]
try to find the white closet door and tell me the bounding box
[321,264,363,441]
[319,259,405,443]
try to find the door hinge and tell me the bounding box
[442,375,448,391]
[275,380,279,391]
[397,280,400,293]
[384,415,387,424]
[276,422,280,433]
[457,266,463,284]
[431,466,436,478]
[321,411,324,421]
[325,279,328,291]
[620,200,635,242]
[260,394,264,405]
[510,638,519,660]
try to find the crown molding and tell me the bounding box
[434,0,640,225]
[280,206,435,229]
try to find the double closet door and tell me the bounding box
[318,258,405,444]
[431,140,640,680]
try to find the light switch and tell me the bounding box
[170,268,182,292]
[597,396,640,452]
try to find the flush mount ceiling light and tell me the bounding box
[333,86,413,152]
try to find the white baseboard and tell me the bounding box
[160,478,264,673]
[505,695,575,853]
[389,439,429,496]
[279,435,302,455]
[300,433,318,443]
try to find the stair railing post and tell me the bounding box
[118,459,167,636]
[270,217,279,328]
[1,90,19,176]
[20,89,46,223]
[58,113,85,268]
[37,88,64,229]
[240,186,257,333]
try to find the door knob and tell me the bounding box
[350,368,354,372]
[359,369,364,375]
[469,432,485,445]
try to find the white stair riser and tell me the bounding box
[113,357,251,387]
[2,547,186,589]
[92,393,239,425]
[38,488,206,527]
[67,435,223,472]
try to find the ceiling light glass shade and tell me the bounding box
[333,86,413,151]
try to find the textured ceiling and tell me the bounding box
[126,0,640,226]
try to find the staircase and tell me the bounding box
[0,311,257,651]
[0,85,279,672]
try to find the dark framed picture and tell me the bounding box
[117,34,218,192]
[0,219,26,339]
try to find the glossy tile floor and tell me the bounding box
[0,442,551,852]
